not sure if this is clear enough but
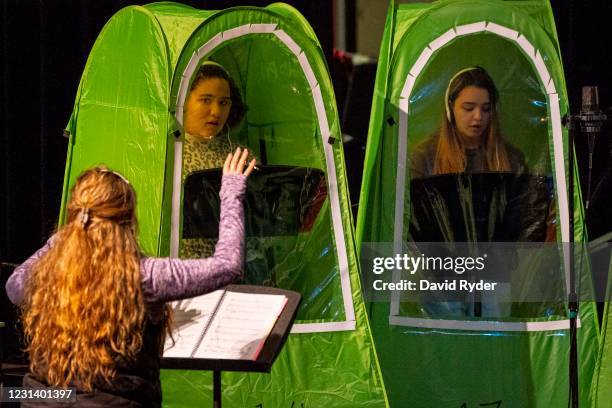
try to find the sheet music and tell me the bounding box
[163,290,224,358]
[194,292,288,360]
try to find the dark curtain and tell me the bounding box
[552,0,612,241]
[0,0,332,265]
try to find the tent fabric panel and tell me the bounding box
[265,3,321,46]
[592,221,611,405]
[594,281,612,406]
[387,2,567,104]
[384,7,570,268]
[371,300,572,407]
[145,2,217,68]
[156,131,177,257]
[161,328,386,407]
[355,2,396,247]
[61,6,172,255]
[371,300,600,407]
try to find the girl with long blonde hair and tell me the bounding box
[410,67,524,178]
[6,148,255,406]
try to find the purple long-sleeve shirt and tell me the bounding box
[5,173,247,306]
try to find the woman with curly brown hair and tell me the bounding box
[6,147,256,406]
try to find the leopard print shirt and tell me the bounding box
[180,133,234,259]
[183,133,234,177]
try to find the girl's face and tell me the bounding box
[184,77,232,140]
[451,85,492,147]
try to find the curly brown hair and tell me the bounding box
[22,167,147,391]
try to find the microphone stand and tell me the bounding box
[565,115,579,408]
[563,86,608,408]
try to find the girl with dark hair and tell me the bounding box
[181,61,256,260]
[6,148,256,406]
[182,61,251,178]
[184,61,247,139]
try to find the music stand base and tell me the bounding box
[213,370,221,408]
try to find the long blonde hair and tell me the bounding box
[22,167,144,391]
[434,67,511,174]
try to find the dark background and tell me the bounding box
[1,0,612,266]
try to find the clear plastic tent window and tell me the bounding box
[171,25,356,331]
[392,25,568,330]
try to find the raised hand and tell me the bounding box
[223,147,257,176]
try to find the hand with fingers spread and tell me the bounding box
[223,147,257,176]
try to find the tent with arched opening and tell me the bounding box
[356,0,599,406]
[60,2,387,406]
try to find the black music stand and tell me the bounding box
[161,285,301,408]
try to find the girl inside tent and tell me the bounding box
[408,66,555,243]
[408,67,557,317]
[410,66,525,178]
[181,61,253,260]
[183,61,247,174]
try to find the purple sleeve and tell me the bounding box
[5,235,57,305]
[140,174,247,302]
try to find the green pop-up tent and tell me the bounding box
[60,2,386,406]
[356,0,599,407]
[594,266,612,407]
